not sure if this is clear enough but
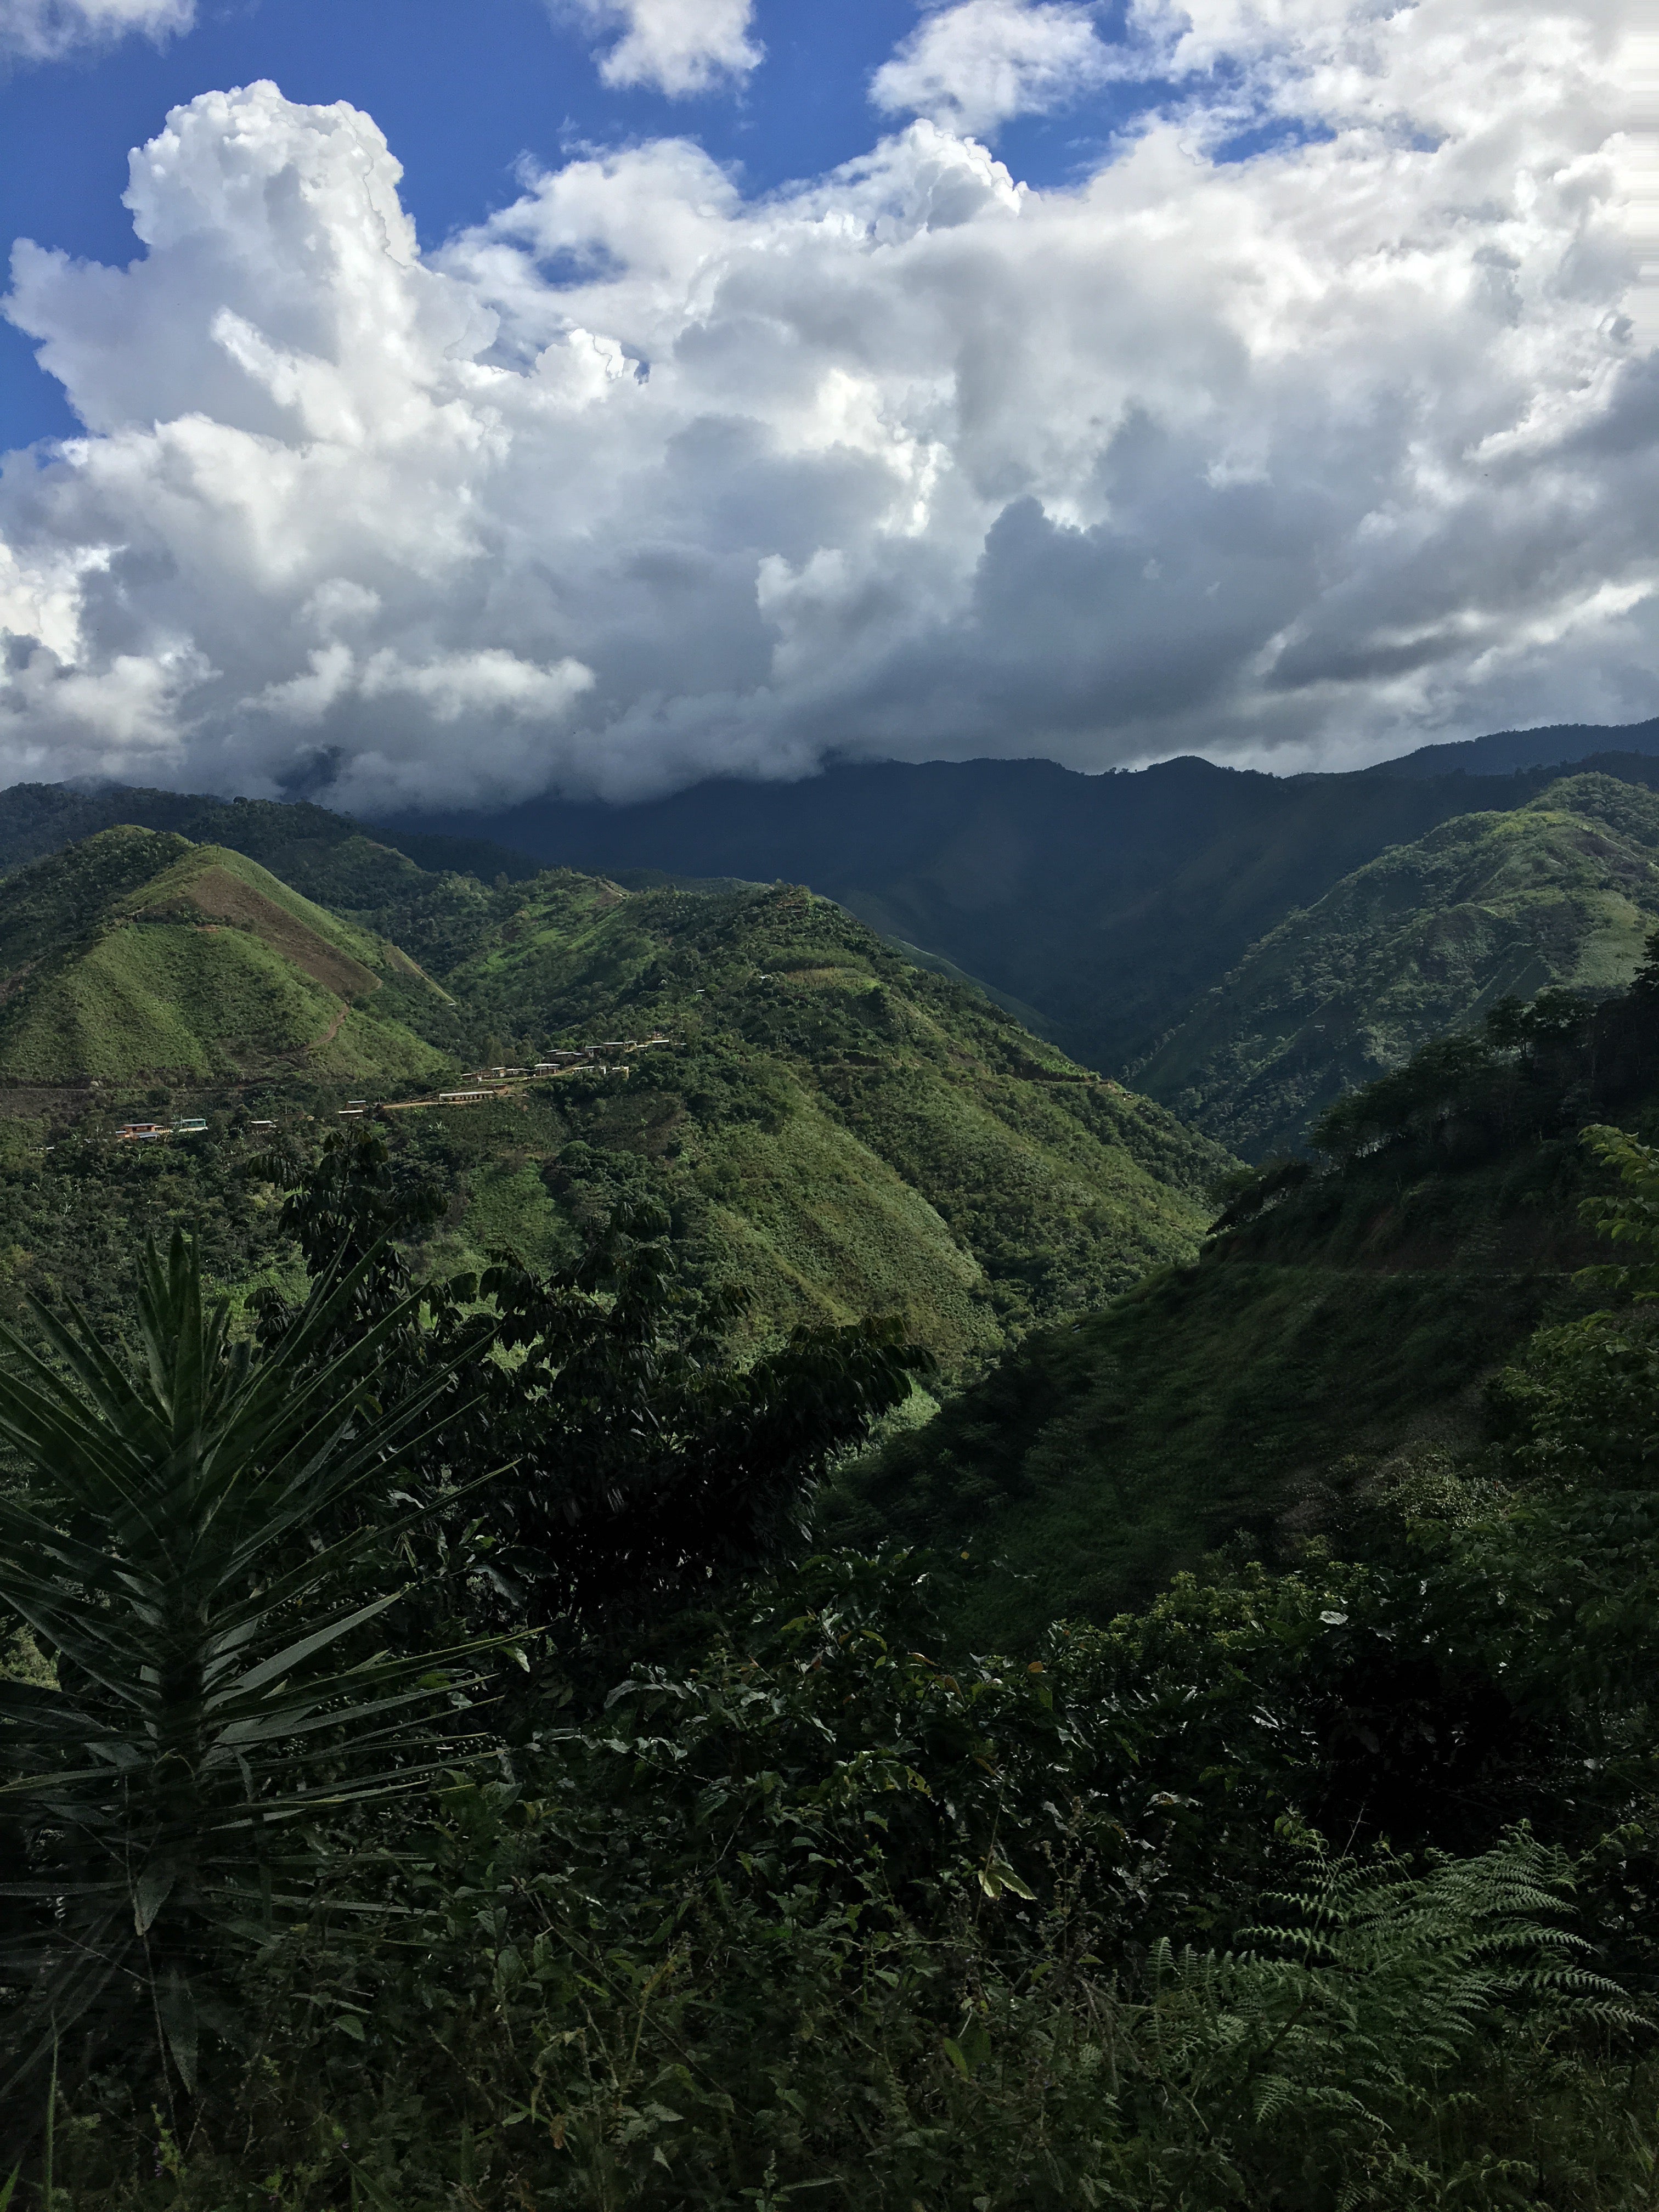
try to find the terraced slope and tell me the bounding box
[0,828,456,1086]
[1138,775,1659,1157]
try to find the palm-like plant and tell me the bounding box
[0,1231,498,2102]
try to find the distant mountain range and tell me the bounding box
[5,712,1659,1158]
[1365,715,1659,779]
[368,716,1659,1088]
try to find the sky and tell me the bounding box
[0,0,1652,815]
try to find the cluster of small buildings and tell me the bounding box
[108,1036,687,1138]
[462,1034,679,1084]
[371,1035,683,1115]
[116,1116,208,1143]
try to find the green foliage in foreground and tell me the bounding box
[0,1233,495,2100]
[255,1128,934,1632]
[15,1059,1659,2203]
[22,1538,1659,2209]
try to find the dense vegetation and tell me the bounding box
[835,946,1659,1641]
[0,839,1225,1368]
[8,774,1659,2202]
[1142,775,1659,1157]
[5,1070,1659,2203]
[0,784,537,901]
[439,871,1226,1341]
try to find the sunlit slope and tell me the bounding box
[444,872,1231,1345]
[0,827,455,1085]
[1138,776,1659,1158]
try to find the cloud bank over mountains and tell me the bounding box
[0,0,1652,812]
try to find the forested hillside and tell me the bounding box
[0,832,1224,1365]
[833,953,1659,1638]
[0,781,538,895]
[1140,774,1659,1156]
[8,721,1659,1129]
[377,716,1659,1067]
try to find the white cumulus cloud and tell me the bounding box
[0,0,191,62]
[0,1,1654,815]
[871,0,1114,136]
[562,0,761,97]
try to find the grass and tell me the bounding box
[0,835,455,1087]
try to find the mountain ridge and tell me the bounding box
[0,827,1228,1369]
[1138,773,1659,1156]
[1365,715,1659,780]
[367,721,1659,1073]
[3,715,1657,1153]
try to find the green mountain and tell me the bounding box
[1137,775,1659,1158]
[830,966,1659,1638]
[7,735,1659,1111]
[0,828,458,1088]
[0,831,1227,1370]
[375,724,1659,1071]
[424,871,1229,1359]
[0,735,1649,1099]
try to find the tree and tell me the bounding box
[0,1231,496,2109]
[453,1203,933,1629]
[254,1133,934,1635]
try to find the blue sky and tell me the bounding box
[0,0,1645,809]
[0,0,1149,452]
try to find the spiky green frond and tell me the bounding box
[0,1229,507,2100]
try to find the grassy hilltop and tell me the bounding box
[0,828,458,1087]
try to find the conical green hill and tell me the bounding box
[0,826,455,1086]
